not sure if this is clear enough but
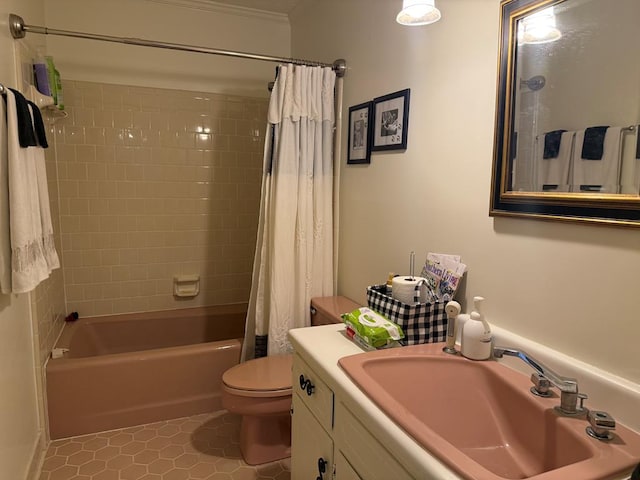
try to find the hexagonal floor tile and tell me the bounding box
[38,411,291,480]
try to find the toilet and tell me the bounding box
[221,295,360,465]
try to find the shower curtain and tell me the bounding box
[242,64,336,359]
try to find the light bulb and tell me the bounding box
[519,6,562,44]
[396,0,441,26]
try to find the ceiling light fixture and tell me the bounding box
[396,0,441,26]
[519,6,562,44]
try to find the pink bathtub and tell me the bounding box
[46,304,246,439]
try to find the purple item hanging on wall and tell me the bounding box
[33,62,51,96]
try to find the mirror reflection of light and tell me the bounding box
[518,6,562,44]
[396,0,441,26]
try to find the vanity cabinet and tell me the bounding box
[291,353,413,480]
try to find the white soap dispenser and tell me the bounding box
[461,296,492,360]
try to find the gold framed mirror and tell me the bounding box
[490,0,640,227]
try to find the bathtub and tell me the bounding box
[46,304,246,439]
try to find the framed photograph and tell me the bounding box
[347,101,373,164]
[371,88,410,151]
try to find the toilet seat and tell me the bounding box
[223,354,293,398]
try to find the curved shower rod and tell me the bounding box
[8,13,347,77]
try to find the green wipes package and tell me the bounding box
[341,307,404,348]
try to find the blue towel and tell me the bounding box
[581,126,609,160]
[7,88,37,148]
[543,129,566,159]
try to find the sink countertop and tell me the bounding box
[289,323,638,480]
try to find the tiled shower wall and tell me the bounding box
[55,80,266,317]
[32,143,67,442]
[33,127,66,361]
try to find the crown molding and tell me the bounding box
[143,0,290,23]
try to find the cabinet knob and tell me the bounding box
[316,457,327,480]
[299,374,315,396]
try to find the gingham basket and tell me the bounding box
[366,284,448,345]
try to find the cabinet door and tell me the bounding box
[334,401,414,480]
[291,393,333,479]
[335,451,363,480]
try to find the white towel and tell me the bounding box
[1,89,59,293]
[28,104,59,272]
[571,127,623,193]
[0,96,11,292]
[535,131,574,192]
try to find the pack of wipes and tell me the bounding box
[341,307,404,348]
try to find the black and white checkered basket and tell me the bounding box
[366,284,448,346]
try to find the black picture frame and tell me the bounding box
[347,101,373,164]
[371,88,410,151]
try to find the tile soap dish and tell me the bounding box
[173,274,200,297]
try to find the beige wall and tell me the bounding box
[291,0,640,385]
[0,1,51,478]
[56,80,265,316]
[44,0,291,97]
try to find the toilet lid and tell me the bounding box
[223,354,293,394]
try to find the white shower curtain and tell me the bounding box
[242,64,336,359]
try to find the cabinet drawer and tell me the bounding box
[334,401,413,480]
[292,354,334,433]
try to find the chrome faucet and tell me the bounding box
[493,346,587,416]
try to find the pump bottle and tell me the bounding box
[461,296,492,360]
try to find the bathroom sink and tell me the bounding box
[339,343,640,480]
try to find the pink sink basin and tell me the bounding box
[338,343,640,480]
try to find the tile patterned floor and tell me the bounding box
[39,411,291,480]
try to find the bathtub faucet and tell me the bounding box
[493,346,587,416]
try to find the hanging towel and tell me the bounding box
[0,93,11,291]
[581,126,609,160]
[543,129,566,159]
[571,127,623,193]
[1,89,59,294]
[535,131,574,191]
[27,100,48,148]
[27,104,59,271]
[8,88,37,147]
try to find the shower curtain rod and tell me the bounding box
[8,14,346,77]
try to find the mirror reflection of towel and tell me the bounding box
[543,129,566,159]
[535,131,574,191]
[581,126,609,160]
[571,127,622,193]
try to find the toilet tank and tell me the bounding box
[310,296,360,326]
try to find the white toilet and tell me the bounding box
[221,296,359,465]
